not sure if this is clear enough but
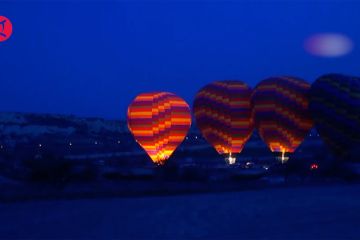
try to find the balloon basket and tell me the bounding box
[275,151,289,164]
[225,153,236,165]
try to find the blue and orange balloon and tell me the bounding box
[127,92,192,165]
[251,76,313,162]
[193,81,254,164]
[309,74,360,158]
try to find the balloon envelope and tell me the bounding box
[193,81,254,156]
[309,74,360,157]
[252,76,313,154]
[127,92,191,165]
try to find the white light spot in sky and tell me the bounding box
[304,33,353,57]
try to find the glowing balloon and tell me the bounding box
[193,81,254,164]
[127,92,191,165]
[251,76,313,162]
[309,74,360,158]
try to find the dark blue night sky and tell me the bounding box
[0,1,359,119]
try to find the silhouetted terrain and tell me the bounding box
[1,184,360,239]
[0,112,355,202]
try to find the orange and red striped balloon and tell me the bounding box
[251,76,313,156]
[193,81,254,158]
[127,92,191,165]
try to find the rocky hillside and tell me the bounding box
[0,112,128,147]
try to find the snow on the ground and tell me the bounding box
[0,184,360,239]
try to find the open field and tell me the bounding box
[1,184,360,239]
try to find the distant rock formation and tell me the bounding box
[0,112,128,147]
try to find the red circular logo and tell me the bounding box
[0,16,13,42]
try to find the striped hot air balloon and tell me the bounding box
[127,92,192,165]
[251,76,313,163]
[193,81,254,164]
[309,74,360,158]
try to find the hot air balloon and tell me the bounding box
[127,92,192,165]
[193,81,254,164]
[251,76,313,163]
[309,74,360,159]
